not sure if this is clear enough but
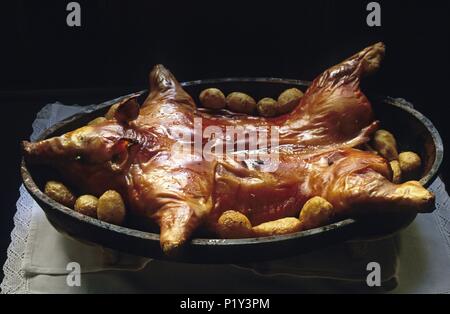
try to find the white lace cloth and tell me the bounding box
[2,103,450,293]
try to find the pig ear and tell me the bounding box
[114,95,140,124]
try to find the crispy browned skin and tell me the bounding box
[22,43,434,254]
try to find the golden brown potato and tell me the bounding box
[252,217,302,236]
[105,103,120,120]
[199,88,226,109]
[226,92,257,115]
[399,151,422,178]
[256,97,278,117]
[372,130,399,161]
[44,181,76,207]
[394,181,433,213]
[217,210,253,239]
[390,160,402,184]
[97,190,126,225]
[74,195,98,218]
[299,196,334,230]
[277,88,303,115]
[88,117,107,126]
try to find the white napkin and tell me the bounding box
[23,191,151,275]
[2,102,450,294]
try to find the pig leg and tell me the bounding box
[327,170,435,216]
[153,198,212,255]
[130,159,215,255]
[306,149,435,218]
[318,153,435,217]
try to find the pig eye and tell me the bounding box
[74,155,90,164]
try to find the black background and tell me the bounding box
[0,0,449,282]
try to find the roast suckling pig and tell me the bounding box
[23,43,434,255]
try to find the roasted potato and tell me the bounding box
[394,181,433,213]
[44,181,76,207]
[252,217,302,236]
[97,190,126,225]
[226,92,257,115]
[256,97,278,117]
[88,117,107,126]
[372,130,399,161]
[299,196,334,230]
[399,151,422,178]
[277,88,303,115]
[74,195,98,218]
[390,160,402,184]
[199,88,226,109]
[217,210,253,239]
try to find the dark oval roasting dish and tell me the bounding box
[21,78,444,263]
